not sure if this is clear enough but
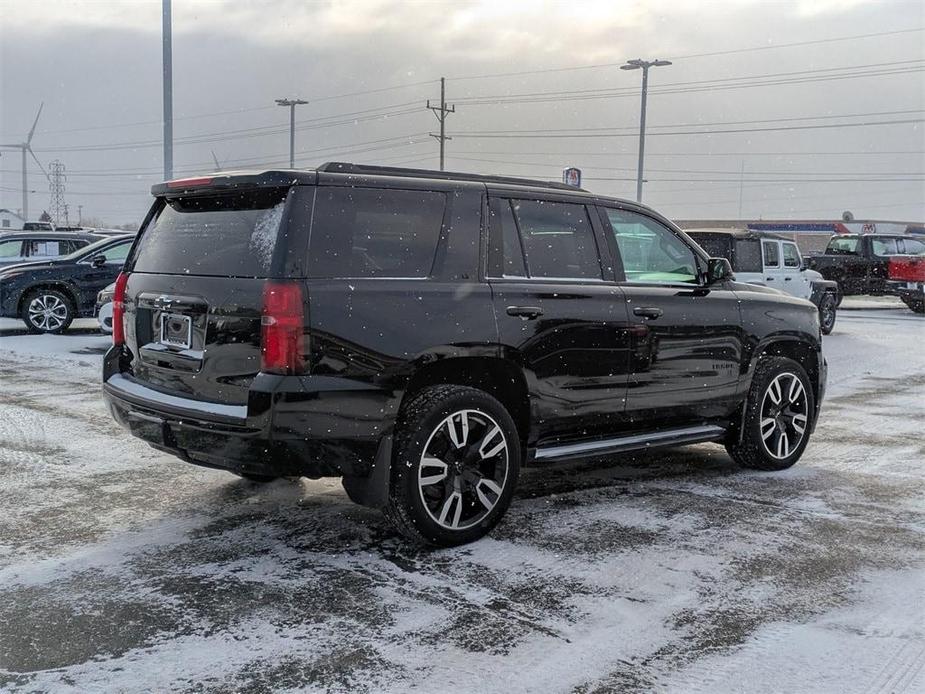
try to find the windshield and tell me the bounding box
[827,236,859,254]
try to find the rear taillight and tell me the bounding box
[112,271,129,346]
[261,281,305,375]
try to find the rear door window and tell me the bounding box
[132,189,289,277]
[510,199,601,280]
[25,240,61,258]
[871,237,899,256]
[308,187,446,278]
[763,241,780,268]
[487,199,527,278]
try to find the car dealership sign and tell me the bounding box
[562,167,582,187]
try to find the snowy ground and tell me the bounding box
[0,310,923,693]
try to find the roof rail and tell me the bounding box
[317,161,585,192]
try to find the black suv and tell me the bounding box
[103,163,826,546]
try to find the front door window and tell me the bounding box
[604,209,697,284]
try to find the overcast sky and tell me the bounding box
[1,0,923,226]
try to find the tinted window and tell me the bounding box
[871,237,899,256]
[488,199,526,277]
[900,238,925,255]
[763,241,779,267]
[606,209,697,284]
[827,236,858,254]
[0,240,23,258]
[690,234,731,262]
[734,239,763,272]
[783,243,801,268]
[133,189,288,276]
[309,187,445,278]
[512,200,601,280]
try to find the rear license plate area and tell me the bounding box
[160,313,192,350]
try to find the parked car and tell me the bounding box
[96,281,116,333]
[804,233,925,297]
[102,164,826,546]
[22,221,55,231]
[0,235,134,333]
[0,231,101,267]
[687,229,840,334]
[887,256,925,313]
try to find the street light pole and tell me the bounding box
[275,98,308,168]
[621,58,671,203]
[163,0,173,180]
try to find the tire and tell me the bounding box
[818,292,837,335]
[21,288,75,334]
[726,356,815,471]
[385,384,521,547]
[234,472,279,483]
[902,298,925,314]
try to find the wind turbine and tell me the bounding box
[0,103,50,222]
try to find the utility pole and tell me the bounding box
[427,77,455,170]
[621,58,671,203]
[78,204,83,225]
[163,0,173,180]
[275,99,308,168]
[738,160,745,218]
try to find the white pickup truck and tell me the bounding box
[687,229,840,334]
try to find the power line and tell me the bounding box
[452,118,924,139]
[454,61,925,105]
[446,27,925,81]
[18,80,438,139]
[443,155,925,177]
[31,103,426,153]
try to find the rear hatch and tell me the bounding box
[122,184,298,407]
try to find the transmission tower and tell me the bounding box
[49,160,67,226]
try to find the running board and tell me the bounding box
[533,424,727,462]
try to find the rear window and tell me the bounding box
[132,189,288,276]
[308,187,445,278]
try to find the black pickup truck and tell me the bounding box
[805,233,925,297]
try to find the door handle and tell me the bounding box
[784,277,792,281]
[506,305,543,319]
[633,306,663,320]
[766,277,774,281]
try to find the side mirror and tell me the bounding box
[705,257,734,285]
[91,255,106,268]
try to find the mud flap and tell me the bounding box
[341,435,393,508]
